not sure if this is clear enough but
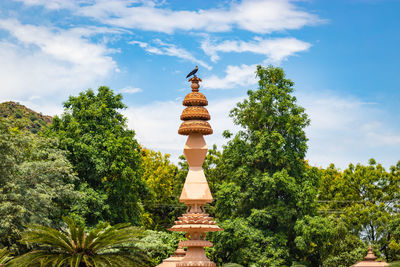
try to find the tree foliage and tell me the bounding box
[388,216,400,261]
[210,65,320,266]
[49,87,148,225]
[294,215,366,266]
[318,160,400,261]
[228,65,310,177]
[140,149,183,230]
[0,119,81,250]
[209,218,288,266]
[135,230,182,266]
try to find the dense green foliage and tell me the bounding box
[208,65,320,266]
[0,66,399,266]
[141,149,184,230]
[318,160,400,263]
[135,230,182,266]
[0,119,82,250]
[389,217,400,261]
[49,87,149,225]
[294,215,366,266]
[8,217,149,267]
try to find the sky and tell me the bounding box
[0,0,399,169]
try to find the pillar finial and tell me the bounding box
[364,245,377,261]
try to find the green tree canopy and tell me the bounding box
[135,230,182,266]
[49,87,149,225]
[388,216,400,261]
[210,65,320,265]
[209,218,288,266]
[140,148,184,230]
[294,215,365,267]
[318,160,400,261]
[0,119,81,250]
[228,65,310,177]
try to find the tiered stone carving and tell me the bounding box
[178,77,213,136]
[158,76,222,267]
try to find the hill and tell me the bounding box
[0,101,52,133]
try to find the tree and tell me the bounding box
[388,216,400,261]
[9,217,150,267]
[210,65,320,265]
[294,215,336,266]
[49,87,149,225]
[209,218,288,266]
[294,215,366,266]
[318,160,400,260]
[387,162,400,261]
[140,149,182,230]
[227,65,310,177]
[0,119,82,250]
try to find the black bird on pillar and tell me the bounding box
[186,66,198,78]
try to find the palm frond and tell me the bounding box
[9,217,149,267]
[83,222,109,249]
[98,252,151,267]
[88,224,142,252]
[0,247,13,266]
[7,250,54,267]
[21,224,74,253]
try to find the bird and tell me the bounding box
[186,66,198,78]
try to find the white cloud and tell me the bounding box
[0,20,115,66]
[0,19,116,100]
[14,0,79,10]
[123,100,186,160]
[297,91,400,169]
[130,39,211,70]
[204,64,258,90]
[201,37,311,63]
[19,99,64,116]
[119,86,142,94]
[20,0,323,34]
[366,131,400,146]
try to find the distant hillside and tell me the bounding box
[0,101,52,133]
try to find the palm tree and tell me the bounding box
[0,247,13,266]
[8,217,150,267]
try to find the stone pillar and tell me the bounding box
[168,76,222,267]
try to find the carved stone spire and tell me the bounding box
[158,75,222,267]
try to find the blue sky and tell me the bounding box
[0,0,399,169]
